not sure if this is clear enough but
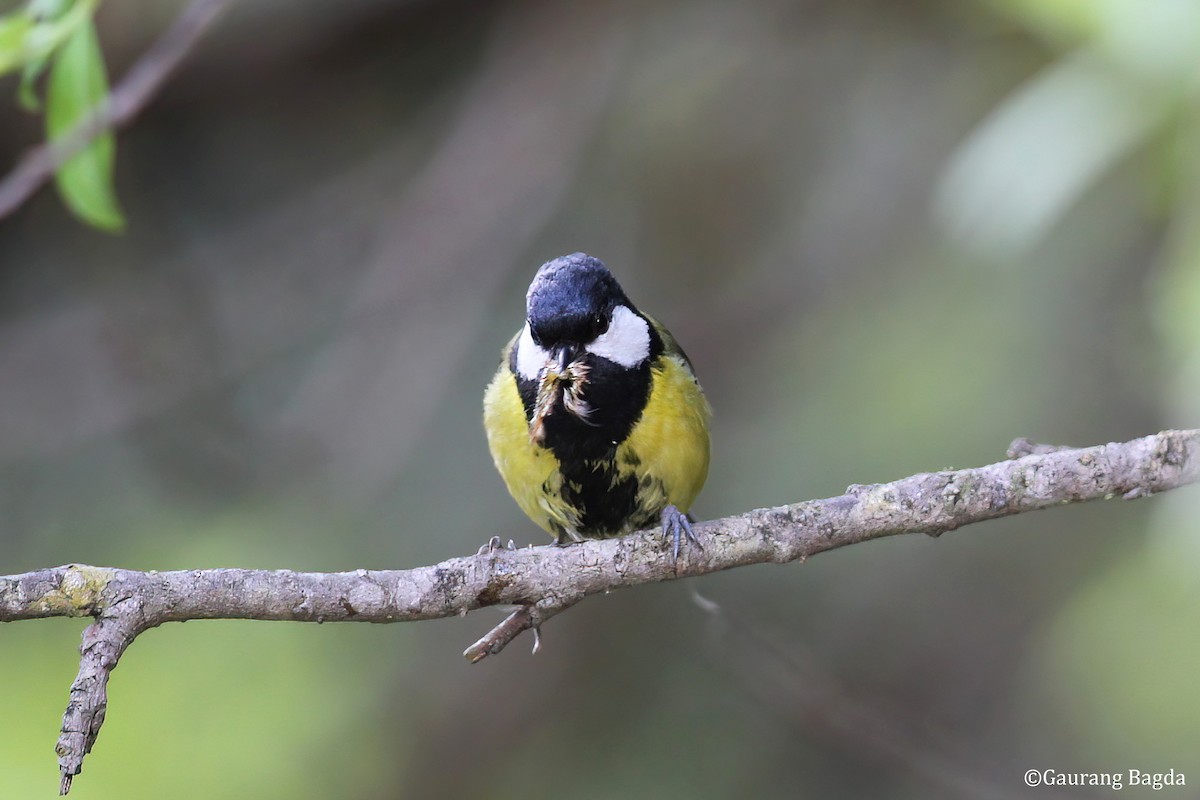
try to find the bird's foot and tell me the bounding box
[477,536,517,555]
[661,505,701,562]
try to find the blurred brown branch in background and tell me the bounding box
[1,429,1197,794]
[0,0,233,221]
[697,598,1093,800]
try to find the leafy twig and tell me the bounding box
[0,0,232,222]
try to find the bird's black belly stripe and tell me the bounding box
[560,460,640,537]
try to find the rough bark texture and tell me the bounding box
[2,430,1198,793]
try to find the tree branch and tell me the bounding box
[0,0,233,222]
[2,429,1198,793]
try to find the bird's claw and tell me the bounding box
[478,536,517,555]
[661,505,701,562]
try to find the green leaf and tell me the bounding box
[17,54,48,110]
[28,0,76,20]
[45,15,125,232]
[0,0,95,77]
[0,10,35,74]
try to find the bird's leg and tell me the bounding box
[661,505,702,562]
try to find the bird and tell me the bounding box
[483,252,711,559]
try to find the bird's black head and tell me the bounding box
[526,253,632,346]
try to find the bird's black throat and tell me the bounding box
[514,352,652,461]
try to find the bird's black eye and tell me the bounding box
[591,313,608,338]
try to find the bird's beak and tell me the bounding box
[536,344,581,380]
[552,345,574,375]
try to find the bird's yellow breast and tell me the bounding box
[615,353,711,520]
[483,360,576,534]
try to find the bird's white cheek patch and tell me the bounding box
[586,305,650,367]
[516,323,550,380]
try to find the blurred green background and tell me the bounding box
[2,0,1199,797]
